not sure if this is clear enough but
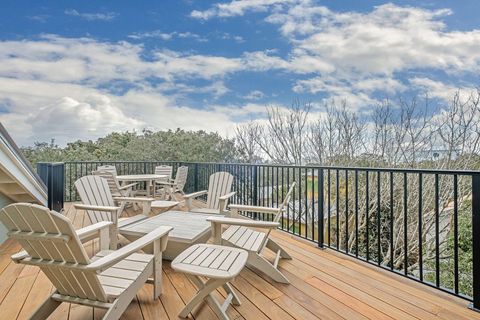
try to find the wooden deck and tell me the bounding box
[0,201,479,320]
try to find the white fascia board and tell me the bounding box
[0,138,47,205]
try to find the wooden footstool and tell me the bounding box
[171,244,248,320]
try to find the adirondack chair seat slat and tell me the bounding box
[94,251,154,300]
[222,226,267,252]
[93,250,153,272]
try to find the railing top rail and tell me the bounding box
[63,161,480,175]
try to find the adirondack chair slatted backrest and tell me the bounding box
[75,175,116,224]
[0,203,108,301]
[273,182,296,223]
[97,165,118,176]
[155,165,173,182]
[92,170,122,196]
[206,172,234,210]
[174,166,189,192]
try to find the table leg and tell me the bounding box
[179,276,228,319]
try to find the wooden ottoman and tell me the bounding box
[119,211,214,260]
[171,244,248,320]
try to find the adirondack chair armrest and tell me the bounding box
[207,217,279,229]
[76,221,113,243]
[11,250,29,263]
[184,190,208,210]
[228,204,281,215]
[218,191,237,214]
[118,182,137,191]
[113,197,154,215]
[113,196,154,203]
[74,204,121,212]
[183,190,208,199]
[219,191,236,201]
[155,180,176,186]
[87,226,173,272]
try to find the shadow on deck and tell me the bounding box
[0,200,478,320]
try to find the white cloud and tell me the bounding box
[0,76,266,146]
[245,90,265,100]
[164,80,230,98]
[353,77,406,94]
[27,15,50,23]
[0,35,301,145]
[193,2,480,106]
[267,2,480,105]
[220,32,245,43]
[190,0,299,20]
[4,2,480,145]
[409,77,477,102]
[128,31,174,41]
[128,30,208,42]
[65,9,117,21]
[30,95,143,143]
[242,51,290,71]
[267,3,480,76]
[0,35,250,85]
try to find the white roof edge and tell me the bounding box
[0,125,47,205]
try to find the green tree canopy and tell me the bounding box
[22,129,239,165]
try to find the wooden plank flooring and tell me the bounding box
[0,201,479,320]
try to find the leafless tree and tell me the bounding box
[255,99,311,165]
[305,99,366,165]
[235,122,262,163]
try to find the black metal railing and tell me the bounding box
[59,161,479,309]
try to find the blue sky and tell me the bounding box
[0,0,479,146]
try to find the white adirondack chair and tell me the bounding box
[0,203,172,320]
[92,169,139,211]
[74,175,154,249]
[153,165,173,198]
[207,182,296,284]
[155,165,189,199]
[97,165,118,176]
[183,171,236,214]
[92,170,137,197]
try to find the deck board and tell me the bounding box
[0,200,479,320]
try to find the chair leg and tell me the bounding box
[186,198,193,211]
[109,224,118,250]
[28,294,61,320]
[265,238,292,259]
[247,252,290,284]
[153,239,163,298]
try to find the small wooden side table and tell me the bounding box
[171,244,248,320]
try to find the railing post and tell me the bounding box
[37,162,65,212]
[317,168,324,248]
[252,165,258,219]
[194,163,199,191]
[472,173,480,311]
